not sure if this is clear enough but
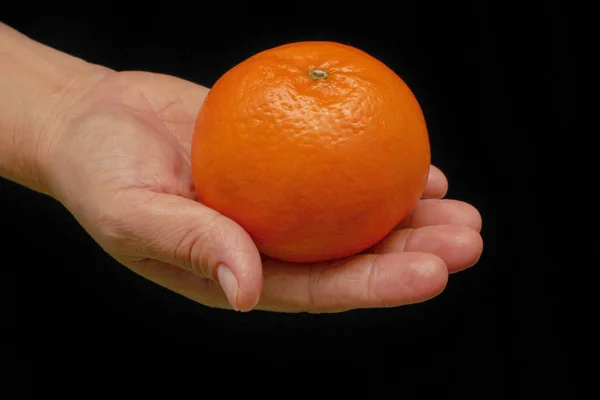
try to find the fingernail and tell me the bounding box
[217,264,239,311]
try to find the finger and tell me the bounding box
[110,190,262,312]
[123,258,231,310]
[396,199,483,231]
[256,253,448,313]
[371,225,483,273]
[422,165,448,199]
[124,250,448,313]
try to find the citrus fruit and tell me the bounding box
[191,41,431,263]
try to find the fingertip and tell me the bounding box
[451,227,484,273]
[373,252,448,306]
[216,262,262,312]
[396,225,483,274]
[461,202,483,233]
[435,225,483,274]
[411,253,449,300]
[217,264,241,311]
[423,165,449,199]
[221,223,264,312]
[199,213,263,311]
[233,257,264,312]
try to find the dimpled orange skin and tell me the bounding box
[191,41,431,263]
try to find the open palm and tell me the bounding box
[47,70,483,313]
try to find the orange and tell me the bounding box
[191,41,431,263]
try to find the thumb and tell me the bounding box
[117,191,263,312]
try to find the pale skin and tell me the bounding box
[1,23,483,313]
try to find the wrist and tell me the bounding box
[35,65,114,197]
[0,23,113,195]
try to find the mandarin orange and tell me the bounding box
[191,41,431,263]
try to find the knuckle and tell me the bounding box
[307,266,321,311]
[365,258,379,303]
[303,262,375,313]
[174,214,224,279]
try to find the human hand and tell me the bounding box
[45,70,483,313]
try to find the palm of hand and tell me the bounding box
[47,70,483,313]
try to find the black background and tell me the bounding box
[3,3,568,398]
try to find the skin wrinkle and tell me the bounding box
[365,256,379,304]
[307,263,321,311]
[201,213,228,280]
[72,107,188,197]
[172,223,203,273]
[155,98,186,122]
[141,100,194,165]
[400,261,420,300]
